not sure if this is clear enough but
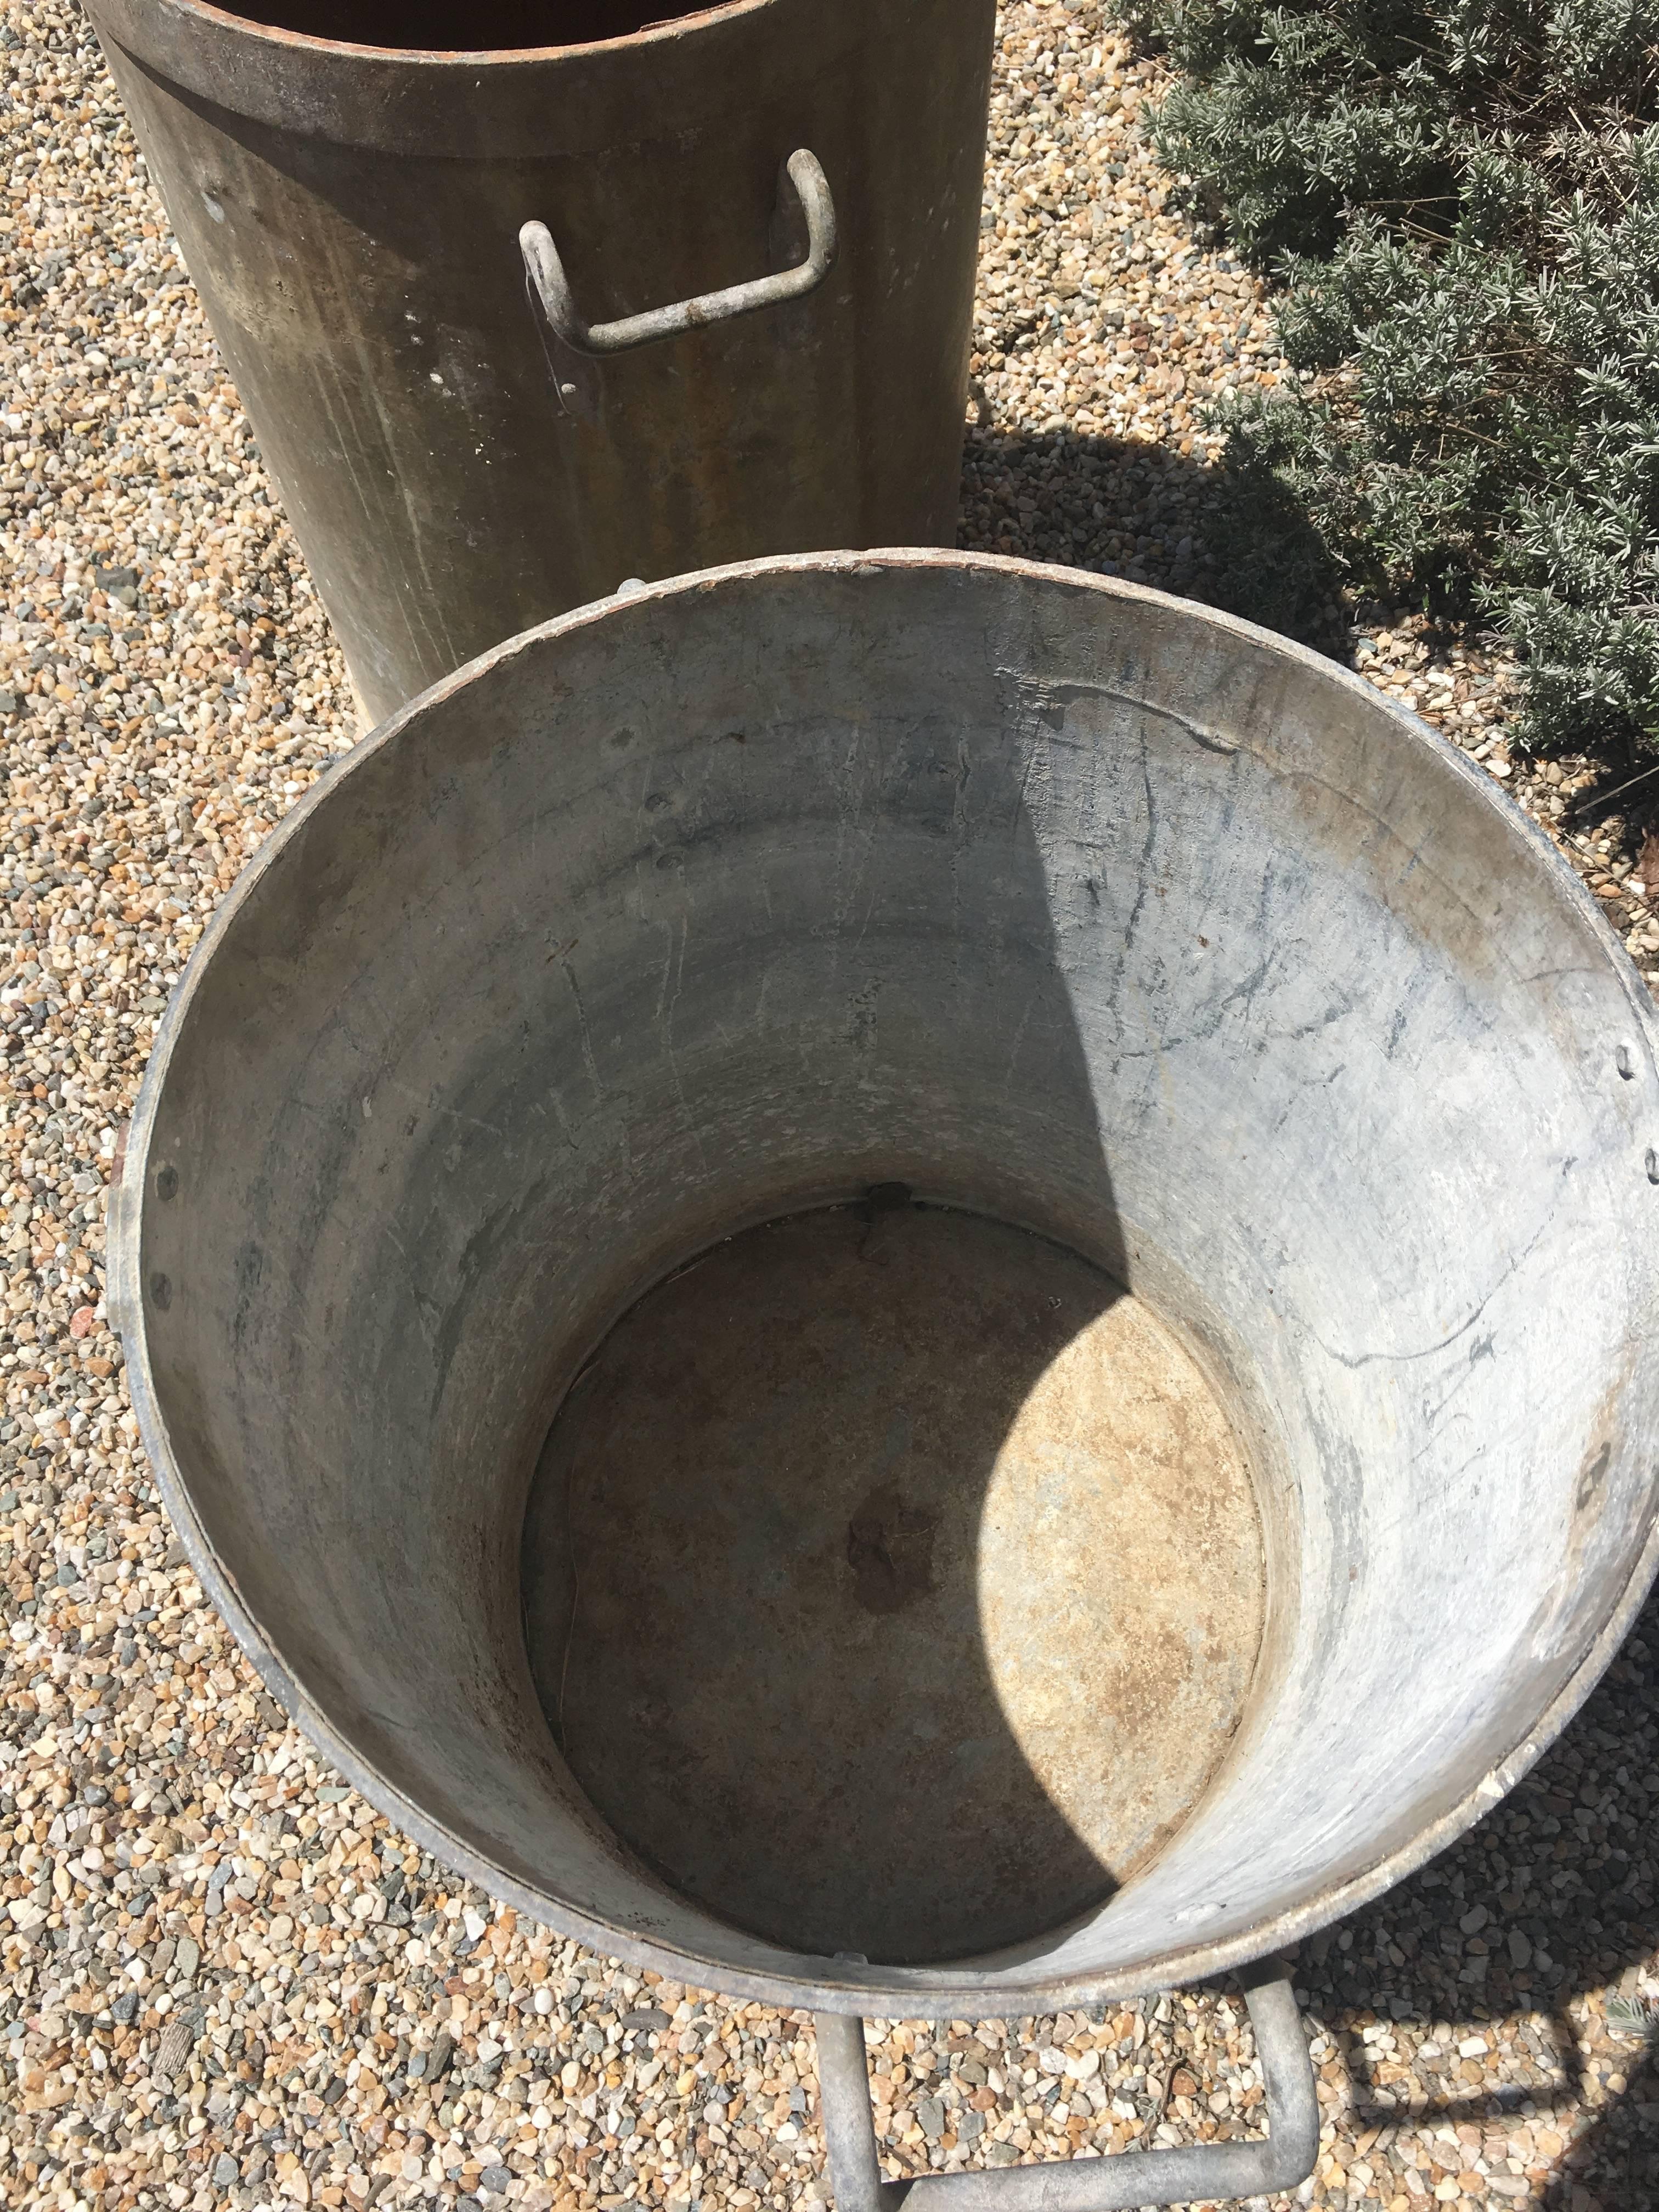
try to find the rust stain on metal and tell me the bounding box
[846,1485,939,1616]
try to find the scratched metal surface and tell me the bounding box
[81,0,995,720]
[109,551,1659,2015]
[522,1200,1264,1966]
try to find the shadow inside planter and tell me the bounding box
[224,0,716,50]
[521,1197,1269,1968]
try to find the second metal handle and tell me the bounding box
[814,1965,1319,2212]
[521,148,838,358]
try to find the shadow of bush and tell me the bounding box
[959,412,1347,649]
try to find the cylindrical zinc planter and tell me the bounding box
[110,552,1659,2206]
[83,0,996,720]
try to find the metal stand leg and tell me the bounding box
[814,1965,1318,2211]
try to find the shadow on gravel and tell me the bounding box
[958,416,1346,645]
[1268,1412,1659,2207]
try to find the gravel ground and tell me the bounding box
[0,5,1655,2212]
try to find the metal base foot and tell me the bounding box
[814,1965,1318,2211]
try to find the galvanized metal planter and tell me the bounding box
[109,554,1659,2209]
[83,0,996,720]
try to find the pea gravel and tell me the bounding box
[0,5,1655,2212]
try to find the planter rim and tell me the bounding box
[84,0,821,159]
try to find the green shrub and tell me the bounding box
[1138,0,1659,757]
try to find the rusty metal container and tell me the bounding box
[83,0,996,720]
[110,551,1659,2209]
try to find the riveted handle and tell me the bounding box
[814,1965,1318,2212]
[521,149,838,359]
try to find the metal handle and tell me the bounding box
[814,1965,1319,2212]
[520,149,838,359]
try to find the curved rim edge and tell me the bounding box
[99,0,774,69]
